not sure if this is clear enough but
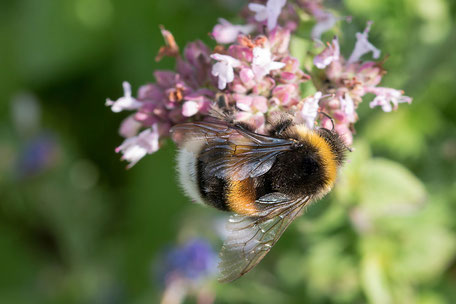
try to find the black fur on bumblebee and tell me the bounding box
[171,114,348,282]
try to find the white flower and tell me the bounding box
[347,22,381,64]
[115,126,160,168]
[212,18,255,44]
[311,11,337,41]
[252,47,285,79]
[297,92,322,128]
[339,93,356,123]
[211,53,242,90]
[368,87,412,112]
[248,0,287,31]
[314,36,340,69]
[106,81,142,113]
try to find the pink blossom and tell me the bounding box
[347,22,381,64]
[314,37,340,69]
[119,115,142,138]
[268,27,291,55]
[115,126,160,168]
[212,18,255,44]
[234,111,266,134]
[272,84,299,106]
[367,87,412,112]
[239,68,256,87]
[227,44,253,63]
[295,92,322,128]
[248,0,287,31]
[211,53,242,90]
[182,101,199,117]
[235,95,268,113]
[252,47,285,79]
[106,82,142,113]
[181,93,212,117]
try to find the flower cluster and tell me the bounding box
[107,0,412,167]
[313,22,412,144]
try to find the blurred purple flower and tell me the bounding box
[158,238,217,285]
[17,133,60,178]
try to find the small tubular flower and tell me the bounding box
[106,82,142,113]
[314,36,340,69]
[347,22,381,64]
[115,126,160,168]
[211,53,242,90]
[295,92,322,129]
[252,47,285,79]
[368,87,412,112]
[248,0,287,31]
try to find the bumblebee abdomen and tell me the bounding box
[196,146,259,214]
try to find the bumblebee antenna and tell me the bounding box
[318,111,335,132]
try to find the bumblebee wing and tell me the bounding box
[218,194,311,282]
[170,121,293,180]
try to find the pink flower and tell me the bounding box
[234,111,266,134]
[181,92,212,117]
[235,95,268,113]
[272,84,299,106]
[119,115,142,138]
[295,92,322,128]
[212,18,255,44]
[182,101,199,117]
[347,22,381,64]
[248,0,287,31]
[367,87,412,112]
[115,125,160,168]
[106,82,142,113]
[268,27,291,55]
[211,53,242,90]
[314,37,340,69]
[252,47,285,79]
[239,68,256,87]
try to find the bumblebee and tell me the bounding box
[171,114,348,282]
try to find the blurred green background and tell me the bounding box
[0,0,455,303]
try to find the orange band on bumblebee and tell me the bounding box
[227,178,258,215]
